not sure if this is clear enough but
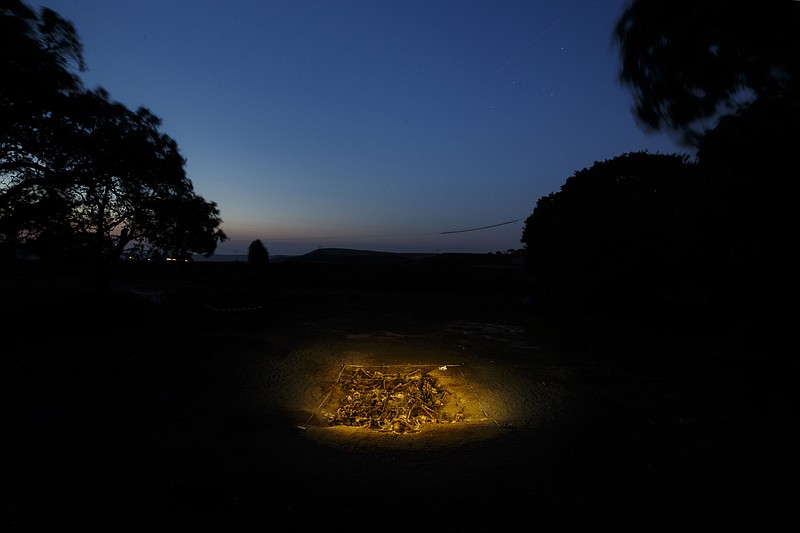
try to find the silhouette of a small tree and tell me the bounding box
[247,239,269,268]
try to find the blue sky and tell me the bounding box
[34,0,688,256]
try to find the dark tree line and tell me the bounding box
[521,0,799,333]
[1,0,226,291]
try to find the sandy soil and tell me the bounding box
[2,259,797,531]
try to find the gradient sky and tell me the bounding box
[33,0,688,256]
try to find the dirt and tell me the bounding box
[1,257,797,531]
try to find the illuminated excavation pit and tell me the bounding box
[319,364,486,433]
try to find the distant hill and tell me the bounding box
[301,247,396,258]
[192,254,248,262]
[287,248,437,265]
[192,254,293,262]
[193,248,497,265]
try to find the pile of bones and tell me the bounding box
[324,366,465,433]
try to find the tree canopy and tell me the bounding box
[1,0,226,290]
[504,1,800,332]
[613,0,800,145]
[521,152,705,323]
[247,239,269,266]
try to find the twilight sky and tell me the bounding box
[34,0,688,256]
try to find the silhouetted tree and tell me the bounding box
[1,1,226,291]
[613,0,799,341]
[0,0,85,125]
[521,152,698,324]
[693,96,799,333]
[614,0,800,145]
[1,0,85,237]
[248,239,269,267]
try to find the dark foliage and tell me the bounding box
[247,239,269,267]
[521,152,710,327]
[612,0,798,346]
[693,95,799,340]
[614,0,800,145]
[1,1,226,291]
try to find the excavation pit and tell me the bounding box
[317,364,487,433]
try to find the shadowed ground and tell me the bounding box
[1,253,796,531]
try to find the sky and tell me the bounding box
[33,0,688,256]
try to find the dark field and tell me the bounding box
[2,252,796,531]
